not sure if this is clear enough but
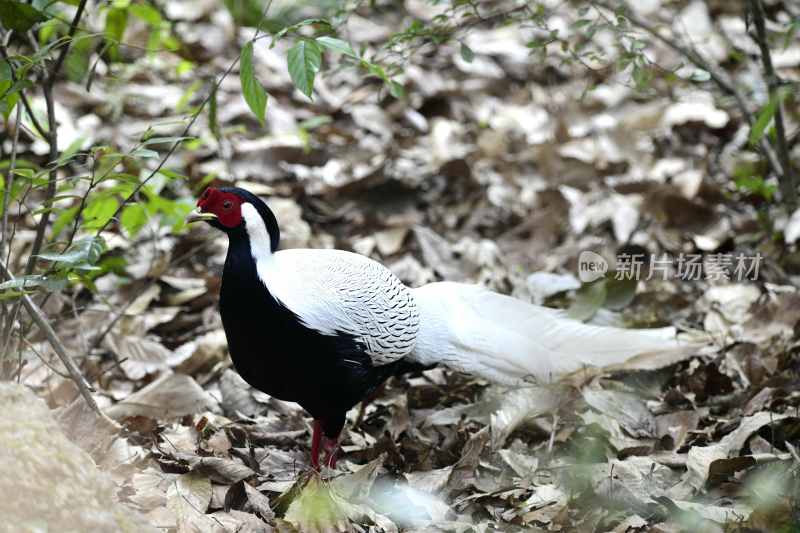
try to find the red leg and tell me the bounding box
[322,434,340,468]
[310,420,322,470]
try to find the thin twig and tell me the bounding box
[95,81,229,236]
[24,85,59,275]
[748,0,797,206]
[591,1,787,193]
[370,2,530,79]
[0,35,49,139]
[88,241,210,352]
[46,0,89,89]
[0,259,105,419]
[24,0,89,275]
[96,0,276,236]
[0,103,23,374]
[20,336,72,380]
[1,102,21,272]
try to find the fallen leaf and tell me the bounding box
[583,387,657,438]
[167,472,213,533]
[107,373,219,420]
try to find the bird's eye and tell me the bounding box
[222,200,233,210]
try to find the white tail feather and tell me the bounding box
[409,282,692,385]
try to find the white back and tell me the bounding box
[241,203,419,365]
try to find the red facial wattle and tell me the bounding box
[197,188,243,228]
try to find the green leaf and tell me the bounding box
[131,147,159,159]
[165,200,193,231]
[366,62,387,81]
[175,79,202,113]
[51,205,80,239]
[0,72,33,102]
[104,7,128,62]
[0,290,25,301]
[749,87,790,146]
[37,236,105,266]
[56,137,85,165]
[120,203,148,237]
[176,59,194,76]
[38,17,59,44]
[287,40,322,100]
[271,18,332,45]
[784,18,800,49]
[298,115,332,131]
[65,32,94,82]
[157,168,188,181]
[0,1,48,32]
[603,276,637,310]
[208,84,220,138]
[631,63,652,90]
[459,42,474,63]
[0,81,19,121]
[141,136,194,146]
[0,274,67,293]
[0,60,12,82]
[735,175,776,201]
[83,196,120,230]
[567,280,607,321]
[387,80,405,99]
[316,36,358,58]
[12,168,35,180]
[129,3,162,26]
[239,41,268,125]
[0,61,20,119]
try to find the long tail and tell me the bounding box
[409,282,697,385]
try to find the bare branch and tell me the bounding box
[96,0,276,236]
[0,104,23,373]
[748,0,797,207]
[0,259,108,420]
[46,0,89,89]
[0,39,49,140]
[592,1,788,200]
[1,102,21,267]
[24,0,90,275]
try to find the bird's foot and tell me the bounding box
[321,437,339,469]
[310,418,342,471]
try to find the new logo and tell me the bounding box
[578,251,608,282]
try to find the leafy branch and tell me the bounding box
[25,0,89,275]
[98,0,276,236]
[0,0,270,413]
[0,257,107,419]
[590,0,796,208]
[747,0,797,207]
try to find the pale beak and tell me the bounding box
[186,207,217,224]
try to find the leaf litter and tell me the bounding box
[6,0,800,531]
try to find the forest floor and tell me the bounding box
[4,0,800,531]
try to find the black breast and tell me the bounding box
[218,234,401,433]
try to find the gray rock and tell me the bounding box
[0,383,156,533]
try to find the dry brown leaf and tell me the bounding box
[167,471,213,532]
[583,387,657,439]
[107,373,219,420]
